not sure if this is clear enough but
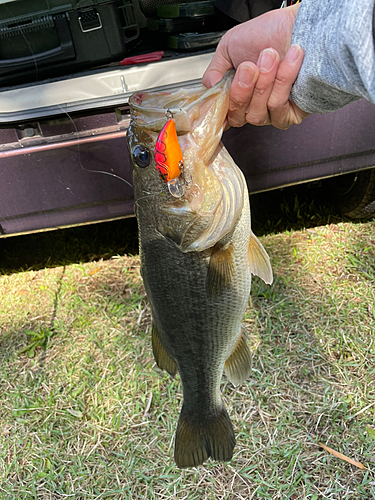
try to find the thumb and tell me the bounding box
[202,68,227,88]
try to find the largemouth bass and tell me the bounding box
[127,71,273,468]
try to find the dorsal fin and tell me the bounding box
[248,231,273,284]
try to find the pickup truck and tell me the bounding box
[1,0,374,238]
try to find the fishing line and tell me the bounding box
[3,3,133,189]
[77,163,133,188]
[58,113,133,189]
[130,186,165,212]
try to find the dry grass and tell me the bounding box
[0,221,375,499]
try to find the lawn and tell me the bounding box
[0,208,375,499]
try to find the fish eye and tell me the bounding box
[133,145,150,168]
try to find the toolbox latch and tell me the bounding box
[78,7,102,32]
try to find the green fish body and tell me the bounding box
[127,72,273,468]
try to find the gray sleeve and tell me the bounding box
[290,0,375,113]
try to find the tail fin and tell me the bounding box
[174,404,235,468]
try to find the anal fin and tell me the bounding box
[152,322,178,377]
[206,244,235,298]
[224,328,252,386]
[248,231,273,284]
[174,404,235,468]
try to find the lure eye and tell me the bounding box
[133,145,150,168]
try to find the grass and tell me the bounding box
[1,190,375,499]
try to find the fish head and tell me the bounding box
[127,71,246,251]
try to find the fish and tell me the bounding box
[126,71,273,468]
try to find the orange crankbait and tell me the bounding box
[155,118,183,183]
[155,117,186,198]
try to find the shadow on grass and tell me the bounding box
[0,216,139,275]
[0,324,38,361]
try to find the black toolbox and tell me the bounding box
[0,0,145,86]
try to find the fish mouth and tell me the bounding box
[129,71,235,135]
[129,87,202,134]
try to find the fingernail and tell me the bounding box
[258,48,276,72]
[238,65,256,88]
[285,44,302,63]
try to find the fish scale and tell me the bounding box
[127,71,273,468]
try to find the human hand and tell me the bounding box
[202,5,309,130]
[203,5,300,87]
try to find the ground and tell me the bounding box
[0,215,374,499]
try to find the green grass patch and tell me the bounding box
[1,219,375,499]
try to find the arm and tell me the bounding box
[291,0,375,113]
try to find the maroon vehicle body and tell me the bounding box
[1,1,375,238]
[1,97,375,238]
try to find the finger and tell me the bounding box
[245,48,279,126]
[227,62,259,127]
[202,35,233,88]
[267,44,304,129]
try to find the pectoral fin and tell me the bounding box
[206,244,235,298]
[224,328,252,386]
[248,231,273,284]
[152,322,178,377]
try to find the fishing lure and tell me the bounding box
[155,116,186,198]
